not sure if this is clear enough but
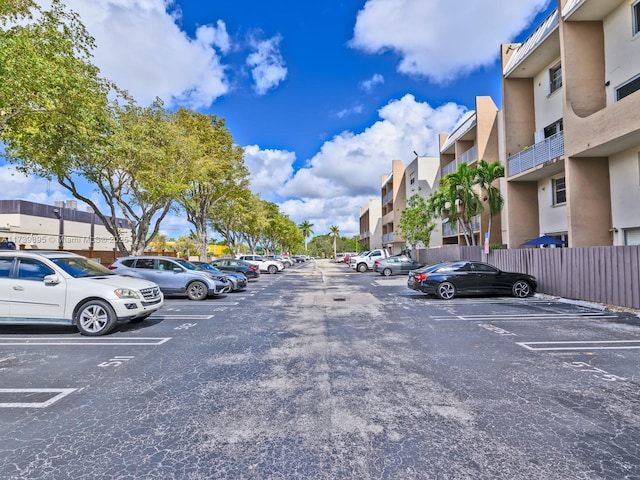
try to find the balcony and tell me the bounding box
[382,190,393,206]
[508,131,564,177]
[458,144,477,165]
[382,232,395,243]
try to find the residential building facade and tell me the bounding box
[358,198,382,251]
[404,155,443,248]
[502,0,640,247]
[380,159,407,254]
[438,96,502,246]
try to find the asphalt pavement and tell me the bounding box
[1,259,639,479]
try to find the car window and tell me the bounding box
[158,259,176,271]
[16,258,54,281]
[136,258,156,269]
[0,257,14,277]
[120,259,135,267]
[472,263,499,273]
[51,257,112,278]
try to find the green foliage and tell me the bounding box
[397,194,437,248]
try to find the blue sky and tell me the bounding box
[3,0,555,239]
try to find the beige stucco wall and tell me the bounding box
[609,148,640,243]
[533,57,564,131]
[537,176,569,234]
[604,1,640,105]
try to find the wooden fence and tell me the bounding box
[415,245,640,310]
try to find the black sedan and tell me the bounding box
[407,261,537,299]
[373,255,424,276]
[210,259,261,279]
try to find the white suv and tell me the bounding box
[238,255,284,274]
[0,251,164,336]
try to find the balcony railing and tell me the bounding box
[382,190,393,205]
[382,232,395,243]
[442,161,457,176]
[508,131,564,177]
[443,221,457,236]
[458,144,477,165]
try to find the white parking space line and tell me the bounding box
[431,313,617,321]
[163,302,239,307]
[517,340,640,351]
[151,314,214,319]
[0,388,76,408]
[0,337,171,346]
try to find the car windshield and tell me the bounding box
[51,257,115,278]
[175,259,199,270]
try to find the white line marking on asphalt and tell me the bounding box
[432,313,617,321]
[151,315,214,319]
[518,340,640,351]
[0,388,76,408]
[0,337,171,346]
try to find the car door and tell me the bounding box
[470,262,500,293]
[0,256,16,316]
[10,257,66,319]
[398,257,414,274]
[151,258,189,295]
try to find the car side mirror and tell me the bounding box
[44,274,61,285]
[173,267,183,273]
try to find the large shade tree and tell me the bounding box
[397,194,437,249]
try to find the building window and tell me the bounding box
[549,63,562,94]
[544,119,563,138]
[409,173,415,185]
[634,2,640,35]
[616,74,640,101]
[552,177,566,205]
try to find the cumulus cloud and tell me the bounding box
[246,35,288,95]
[360,73,384,92]
[49,0,231,108]
[350,0,552,82]
[243,145,295,202]
[255,94,468,236]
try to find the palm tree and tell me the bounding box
[329,225,340,259]
[474,160,505,245]
[298,220,314,253]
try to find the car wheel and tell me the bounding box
[268,265,277,274]
[75,300,117,336]
[187,281,208,300]
[437,281,456,300]
[357,263,367,273]
[512,280,531,298]
[382,268,392,276]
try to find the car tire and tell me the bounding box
[268,265,277,274]
[187,281,208,300]
[75,299,117,336]
[512,280,532,298]
[437,281,456,300]
[357,263,367,273]
[382,268,392,276]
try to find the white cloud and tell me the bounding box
[360,73,384,92]
[336,105,364,118]
[350,0,552,82]
[50,0,230,108]
[246,35,288,95]
[243,145,295,201]
[262,94,467,237]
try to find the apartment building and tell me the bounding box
[0,199,130,250]
[502,0,640,247]
[404,155,443,248]
[438,96,502,246]
[380,159,407,254]
[358,198,382,251]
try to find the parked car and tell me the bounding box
[237,255,284,274]
[407,261,537,300]
[373,255,424,276]
[0,251,163,335]
[349,249,391,272]
[210,259,260,279]
[109,256,230,300]
[190,261,247,292]
[264,254,294,268]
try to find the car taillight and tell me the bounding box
[413,273,428,281]
[374,260,380,265]
[108,265,117,270]
[249,265,258,270]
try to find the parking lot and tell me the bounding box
[1,259,639,479]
